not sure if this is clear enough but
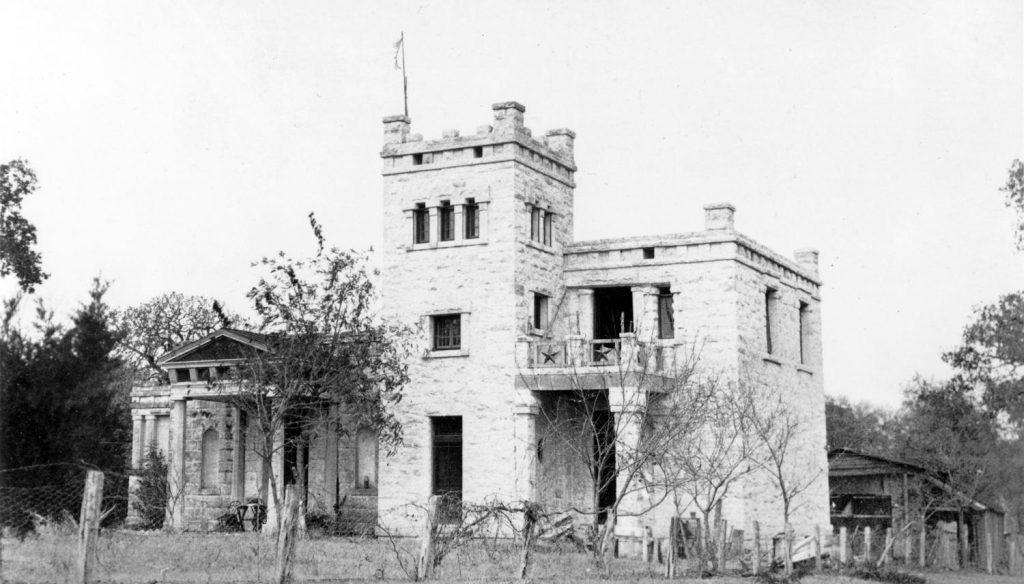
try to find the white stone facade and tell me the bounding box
[377,101,830,542]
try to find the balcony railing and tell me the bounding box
[519,335,675,371]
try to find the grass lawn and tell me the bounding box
[1,531,1018,583]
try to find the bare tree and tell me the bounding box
[223,214,413,531]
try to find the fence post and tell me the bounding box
[274,485,300,584]
[864,526,873,564]
[643,525,651,563]
[717,519,728,572]
[666,518,676,579]
[985,530,993,574]
[884,527,893,566]
[76,470,104,584]
[919,518,926,568]
[783,523,794,576]
[839,525,848,565]
[753,520,762,576]
[417,495,438,581]
[814,525,822,572]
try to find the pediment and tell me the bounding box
[158,329,267,365]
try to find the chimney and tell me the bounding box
[492,101,526,136]
[703,203,735,231]
[382,114,411,146]
[794,249,820,277]
[545,128,576,162]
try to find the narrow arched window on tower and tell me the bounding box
[201,428,220,489]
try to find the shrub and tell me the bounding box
[131,445,168,529]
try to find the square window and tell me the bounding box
[433,314,461,350]
[464,199,479,239]
[412,153,423,166]
[413,203,429,244]
[533,293,549,330]
[439,201,454,242]
[175,368,192,383]
[642,247,655,259]
[473,146,484,158]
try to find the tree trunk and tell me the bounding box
[519,503,537,579]
[296,436,307,535]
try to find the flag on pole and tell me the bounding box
[393,34,404,71]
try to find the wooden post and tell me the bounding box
[1009,537,1019,576]
[919,516,927,568]
[76,470,104,584]
[519,503,536,579]
[666,518,676,579]
[717,519,728,572]
[883,527,893,565]
[783,523,794,576]
[753,520,762,576]
[417,495,438,581]
[839,526,848,566]
[957,508,968,569]
[864,525,873,564]
[642,526,651,563]
[814,525,822,572]
[985,530,993,574]
[274,485,300,584]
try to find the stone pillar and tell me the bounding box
[231,407,245,502]
[609,386,647,555]
[144,414,157,453]
[577,289,595,339]
[323,406,339,510]
[630,286,658,341]
[513,398,540,504]
[131,414,145,469]
[167,398,187,530]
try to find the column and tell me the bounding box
[166,398,187,530]
[609,385,647,555]
[323,406,339,510]
[143,414,157,453]
[131,413,145,469]
[630,285,658,341]
[265,425,286,531]
[513,399,540,504]
[231,407,245,501]
[577,289,594,339]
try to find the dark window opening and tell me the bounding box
[214,366,232,379]
[533,293,549,330]
[593,410,616,524]
[413,203,429,244]
[412,153,423,165]
[765,288,777,355]
[175,368,192,383]
[642,247,655,259]
[658,286,675,339]
[799,301,809,364]
[543,213,553,246]
[473,146,484,158]
[593,287,634,361]
[433,314,461,350]
[529,206,542,243]
[439,201,454,242]
[432,416,463,524]
[197,367,212,382]
[464,198,479,239]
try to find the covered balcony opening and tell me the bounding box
[593,287,633,362]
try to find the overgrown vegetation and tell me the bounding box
[130,445,168,529]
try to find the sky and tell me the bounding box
[1,1,1021,408]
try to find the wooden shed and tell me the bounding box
[828,448,1004,571]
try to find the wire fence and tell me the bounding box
[0,464,129,536]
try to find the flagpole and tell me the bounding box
[401,31,409,118]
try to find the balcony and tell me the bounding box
[515,334,681,391]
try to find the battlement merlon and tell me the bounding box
[381,101,577,180]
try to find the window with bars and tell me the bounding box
[464,198,479,239]
[413,203,429,244]
[433,314,461,350]
[439,201,454,242]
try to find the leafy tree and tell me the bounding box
[116,292,237,384]
[224,214,412,530]
[0,278,130,487]
[825,395,897,453]
[0,159,47,292]
[1002,158,1024,250]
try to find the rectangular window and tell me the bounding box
[530,206,541,242]
[799,301,809,364]
[433,314,461,350]
[765,288,778,355]
[464,198,479,239]
[643,247,655,259]
[174,368,192,383]
[543,212,553,246]
[197,367,212,382]
[412,153,423,166]
[658,287,675,339]
[473,146,484,158]
[533,293,549,330]
[439,201,454,242]
[432,416,463,524]
[413,203,429,244]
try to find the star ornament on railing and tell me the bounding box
[594,345,615,363]
[541,348,561,364]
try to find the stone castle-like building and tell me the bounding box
[129,101,829,542]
